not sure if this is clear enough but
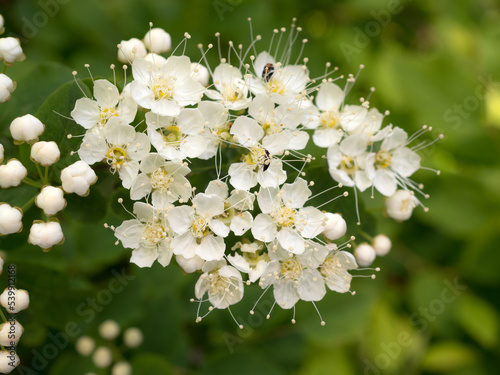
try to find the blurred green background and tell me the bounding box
[1,0,500,374]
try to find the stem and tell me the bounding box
[21,196,37,212]
[44,166,50,185]
[357,229,374,242]
[0,308,7,323]
[35,163,45,184]
[22,178,43,188]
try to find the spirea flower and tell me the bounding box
[28,221,64,251]
[0,203,23,235]
[60,160,97,196]
[9,114,44,144]
[0,159,27,188]
[30,141,61,166]
[35,186,66,215]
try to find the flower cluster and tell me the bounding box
[0,258,30,374]
[0,113,97,251]
[75,320,143,375]
[67,21,438,325]
[0,13,25,103]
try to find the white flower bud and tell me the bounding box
[0,287,29,313]
[144,28,171,54]
[0,159,27,188]
[28,221,64,250]
[30,141,60,166]
[35,186,66,215]
[0,37,25,65]
[176,254,204,273]
[9,114,44,144]
[75,336,95,356]
[373,234,392,256]
[0,320,24,346]
[61,161,97,196]
[92,346,113,368]
[143,53,167,69]
[0,256,3,275]
[112,361,132,375]
[0,350,19,373]
[0,74,15,103]
[190,63,210,87]
[0,203,22,235]
[118,38,147,64]
[354,243,376,267]
[0,143,4,163]
[98,320,120,340]
[385,190,416,221]
[322,213,347,240]
[123,327,143,348]
[0,14,4,35]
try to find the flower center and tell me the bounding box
[106,146,127,169]
[340,156,357,175]
[141,222,166,246]
[192,215,210,238]
[99,107,118,125]
[320,111,339,128]
[161,125,182,146]
[245,145,269,168]
[272,206,296,227]
[320,255,341,278]
[281,259,302,280]
[152,75,175,100]
[267,77,285,95]
[375,150,392,168]
[262,121,284,135]
[150,168,173,192]
[222,83,245,102]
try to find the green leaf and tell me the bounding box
[454,293,499,349]
[422,341,478,372]
[298,346,354,375]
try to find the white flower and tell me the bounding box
[112,361,132,375]
[79,119,150,188]
[195,260,244,309]
[0,287,29,313]
[196,101,231,160]
[0,159,27,188]
[167,193,228,261]
[71,79,137,131]
[365,127,421,196]
[0,203,22,235]
[9,114,44,144]
[123,327,143,348]
[308,82,345,147]
[144,28,171,54]
[92,346,112,369]
[28,221,64,250]
[247,51,309,105]
[60,160,97,196]
[115,202,172,268]
[322,213,347,240]
[30,141,60,166]
[228,116,289,190]
[35,186,66,215]
[327,133,371,191]
[373,234,391,256]
[0,350,19,373]
[251,178,326,254]
[75,336,95,356]
[319,250,358,293]
[354,243,376,267]
[190,62,210,87]
[259,240,327,309]
[130,153,191,209]
[205,63,251,110]
[0,320,23,346]
[0,37,25,65]
[118,38,147,63]
[146,109,208,161]
[385,189,417,221]
[0,73,16,103]
[339,105,368,133]
[130,56,204,117]
[227,242,268,283]
[99,320,120,340]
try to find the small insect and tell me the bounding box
[262,63,274,82]
[262,149,271,171]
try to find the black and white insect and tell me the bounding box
[261,149,271,171]
[262,63,274,82]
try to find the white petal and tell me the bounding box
[316,82,344,111]
[130,245,158,268]
[209,219,230,238]
[251,213,277,242]
[273,279,300,309]
[297,268,326,301]
[230,211,253,235]
[257,159,287,188]
[167,205,194,234]
[132,202,155,222]
[157,241,173,267]
[193,193,224,217]
[115,220,143,248]
[276,227,304,254]
[205,180,229,200]
[297,207,326,238]
[93,79,119,108]
[391,148,421,177]
[374,169,398,197]
[71,98,100,129]
[230,116,263,147]
[340,133,368,157]
[281,178,311,208]
[228,162,257,191]
[171,232,197,258]
[256,187,280,214]
[196,235,225,261]
[381,127,408,151]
